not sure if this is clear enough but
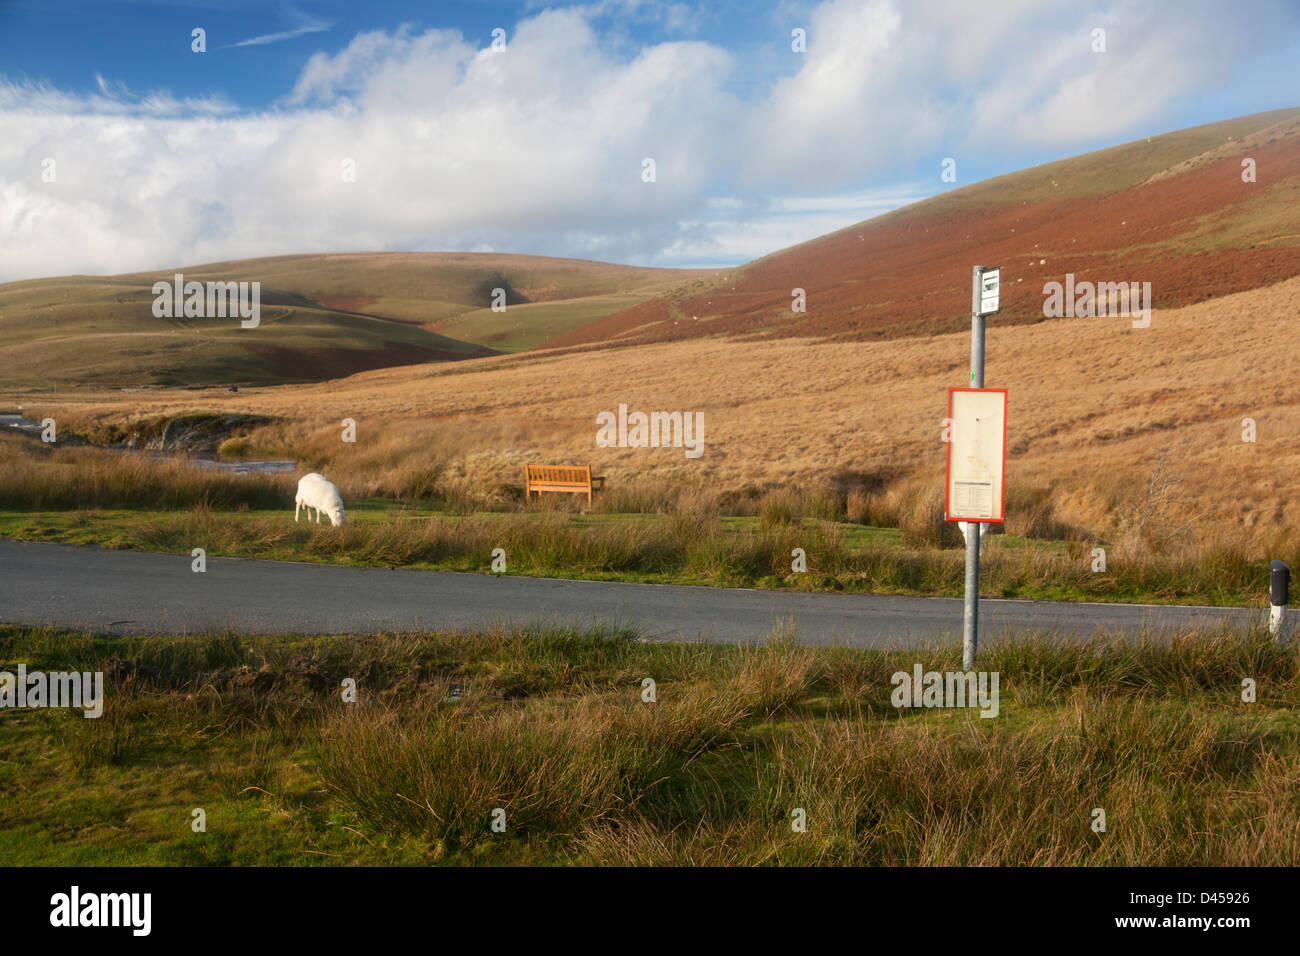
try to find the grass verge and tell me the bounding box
[0,503,1285,606]
[1,622,1297,865]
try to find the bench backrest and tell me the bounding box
[526,464,591,486]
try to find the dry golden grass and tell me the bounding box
[9,276,1299,546]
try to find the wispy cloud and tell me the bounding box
[0,76,236,116]
[228,17,330,48]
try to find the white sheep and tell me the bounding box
[294,473,346,527]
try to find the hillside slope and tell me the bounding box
[170,252,711,348]
[0,252,712,388]
[545,107,1300,349]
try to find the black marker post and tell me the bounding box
[1270,560,1290,645]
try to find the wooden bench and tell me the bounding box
[525,464,605,507]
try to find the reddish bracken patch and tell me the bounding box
[548,133,1300,349]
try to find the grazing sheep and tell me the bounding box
[295,473,346,527]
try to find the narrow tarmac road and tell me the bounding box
[0,540,1259,646]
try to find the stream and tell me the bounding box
[2,414,297,475]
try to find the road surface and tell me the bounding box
[0,539,1260,647]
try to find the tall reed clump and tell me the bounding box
[845,484,899,527]
[747,697,1279,865]
[590,478,682,515]
[757,485,843,528]
[0,434,291,511]
[312,679,760,850]
[1003,483,1068,540]
[897,482,961,549]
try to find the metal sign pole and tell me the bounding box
[963,266,987,670]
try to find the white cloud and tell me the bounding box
[737,0,1300,188]
[0,9,741,280]
[664,185,929,264]
[959,0,1274,149]
[0,0,1293,282]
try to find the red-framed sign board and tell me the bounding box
[945,387,1007,523]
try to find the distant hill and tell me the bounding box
[544,107,1300,349]
[7,108,1296,388]
[0,252,713,388]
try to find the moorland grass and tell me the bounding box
[1,432,1295,605]
[1,622,1296,866]
[0,501,1289,607]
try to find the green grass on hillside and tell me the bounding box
[432,292,657,351]
[0,279,490,388]
[0,253,716,387]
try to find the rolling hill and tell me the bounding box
[544,107,1300,349]
[23,272,1300,543]
[6,108,1299,544]
[0,252,713,388]
[9,109,1294,389]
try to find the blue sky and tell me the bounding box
[1,0,1298,280]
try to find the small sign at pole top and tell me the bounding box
[978,267,1000,315]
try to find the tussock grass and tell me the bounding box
[4,416,1296,604]
[5,502,1288,608]
[313,677,759,848]
[0,432,290,510]
[896,480,962,549]
[56,693,141,774]
[2,622,1297,865]
[119,507,817,584]
[739,698,1282,866]
[69,498,1288,605]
